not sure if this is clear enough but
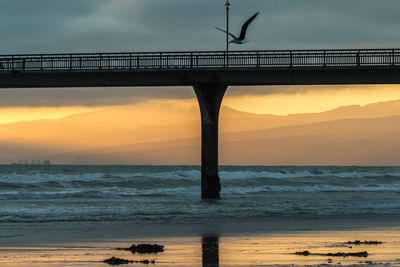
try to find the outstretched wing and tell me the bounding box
[214,26,238,40]
[238,12,259,40]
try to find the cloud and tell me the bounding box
[1,1,400,107]
[0,85,388,108]
[1,0,400,54]
[227,85,368,97]
[0,85,327,108]
[0,87,195,107]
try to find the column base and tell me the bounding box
[201,173,221,199]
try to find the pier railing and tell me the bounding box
[1,49,400,72]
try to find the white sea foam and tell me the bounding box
[2,167,400,185]
[1,182,400,200]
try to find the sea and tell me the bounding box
[0,165,400,223]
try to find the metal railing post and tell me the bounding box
[392,49,395,66]
[190,52,193,69]
[256,51,260,68]
[356,50,360,67]
[70,55,73,70]
[290,51,293,68]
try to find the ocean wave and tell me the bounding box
[1,166,400,223]
[220,169,400,180]
[0,170,202,183]
[1,182,400,200]
[1,200,400,223]
[3,167,400,184]
[2,168,400,192]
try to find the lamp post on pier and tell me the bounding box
[225,0,230,53]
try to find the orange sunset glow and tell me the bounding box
[0,106,99,124]
[3,84,400,123]
[2,85,400,165]
[225,85,400,115]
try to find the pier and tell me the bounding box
[2,48,400,199]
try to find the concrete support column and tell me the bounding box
[193,84,228,199]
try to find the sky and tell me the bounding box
[2,0,400,122]
[2,0,400,54]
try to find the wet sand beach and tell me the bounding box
[1,215,400,266]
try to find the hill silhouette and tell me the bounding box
[2,99,400,165]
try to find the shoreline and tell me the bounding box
[2,214,400,246]
[1,214,400,266]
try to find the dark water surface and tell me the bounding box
[1,165,400,223]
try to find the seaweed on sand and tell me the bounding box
[347,240,383,245]
[103,256,155,265]
[295,250,368,258]
[116,244,164,254]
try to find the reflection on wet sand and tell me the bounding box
[202,236,219,267]
[2,226,400,266]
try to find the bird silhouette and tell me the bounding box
[215,12,259,44]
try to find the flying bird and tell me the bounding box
[215,12,259,44]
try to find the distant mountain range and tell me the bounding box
[2,99,400,165]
